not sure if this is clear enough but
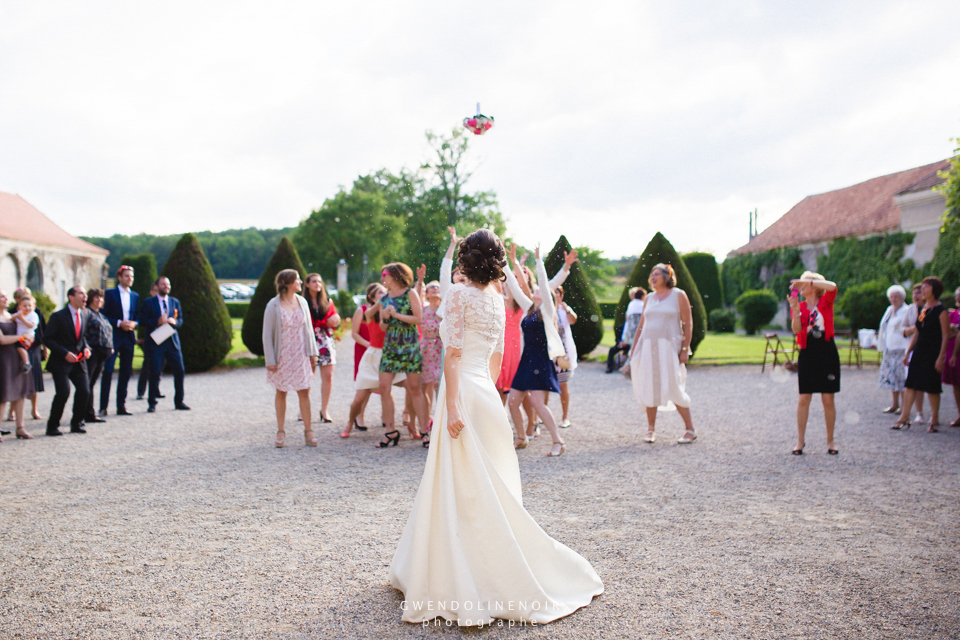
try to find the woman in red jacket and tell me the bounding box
[787,271,839,456]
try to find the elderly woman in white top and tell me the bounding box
[877,284,911,414]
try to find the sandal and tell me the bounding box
[15,429,33,440]
[950,419,960,428]
[546,442,566,457]
[882,406,900,414]
[678,430,697,444]
[644,430,655,443]
[377,430,400,448]
[928,423,940,433]
[792,445,804,455]
[422,433,430,448]
[304,430,318,447]
[275,431,286,448]
[891,421,911,430]
[514,437,529,449]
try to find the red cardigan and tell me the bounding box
[793,289,836,349]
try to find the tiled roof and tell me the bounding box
[729,159,951,256]
[0,192,109,255]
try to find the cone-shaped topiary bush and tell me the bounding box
[614,232,707,355]
[160,234,233,372]
[242,237,307,356]
[682,252,723,316]
[119,253,158,301]
[545,235,604,359]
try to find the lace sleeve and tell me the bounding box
[443,285,466,350]
[494,315,504,355]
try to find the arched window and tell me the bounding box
[26,257,43,291]
[0,254,19,292]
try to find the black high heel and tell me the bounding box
[792,446,804,455]
[422,433,430,448]
[377,430,400,448]
[354,419,367,432]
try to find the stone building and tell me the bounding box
[0,191,109,306]
[728,159,950,271]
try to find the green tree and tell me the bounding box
[735,290,779,335]
[929,141,960,291]
[573,245,615,293]
[294,183,403,291]
[838,281,889,331]
[160,234,233,372]
[242,237,307,356]
[118,253,158,301]
[682,252,723,315]
[545,235,605,358]
[614,233,707,355]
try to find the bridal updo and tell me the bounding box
[457,229,507,285]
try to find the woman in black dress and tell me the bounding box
[893,277,950,433]
[787,272,839,455]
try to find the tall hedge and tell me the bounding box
[242,237,307,356]
[119,253,158,301]
[160,234,233,372]
[614,232,707,356]
[682,252,723,315]
[544,235,604,358]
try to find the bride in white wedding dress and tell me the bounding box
[388,229,603,627]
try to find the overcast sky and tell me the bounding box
[2,1,959,260]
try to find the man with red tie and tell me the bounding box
[43,286,93,436]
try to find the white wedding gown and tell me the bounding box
[388,284,603,626]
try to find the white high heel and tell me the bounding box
[644,430,655,443]
[678,430,697,444]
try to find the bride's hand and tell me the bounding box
[447,410,465,439]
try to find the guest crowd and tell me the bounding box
[3,230,960,455]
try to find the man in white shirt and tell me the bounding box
[100,265,140,416]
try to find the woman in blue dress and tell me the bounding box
[505,247,568,457]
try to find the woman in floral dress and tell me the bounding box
[374,262,429,446]
[419,280,443,437]
[305,274,340,423]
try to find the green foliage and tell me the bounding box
[930,144,960,291]
[937,140,960,218]
[708,308,736,333]
[294,182,404,291]
[118,253,158,301]
[614,232,707,355]
[545,235,604,358]
[225,302,249,319]
[683,252,723,314]
[722,247,804,305]
[336,290,357,320]
[837,281,889,331]
[8,290,55,317]
[734,290,779,335]
[817,233,919,292]
[84,228,296,279]
[241,237,306,356]
[573,245,615,293]
[598,301,618,319]
[160,234,233,372]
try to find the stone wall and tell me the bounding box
[0,238,107,307]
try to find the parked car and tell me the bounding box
[219,285,238,300]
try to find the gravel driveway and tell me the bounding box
[1,339,958,639]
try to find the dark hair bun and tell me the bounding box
[457,229,506,285]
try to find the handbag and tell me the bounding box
[555,354,571,371]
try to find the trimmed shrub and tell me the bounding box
[119,253,158,301]
[336,290,357,321]
[10,290,57,317]
[242,237,307,356]
[941,292,957,309]
[735,290,779,335]
[598,300,618,319]
[545,235,604,358]
[160,234,233,372]
[683,252,723,315]
[614,232,707,355]
[838,281,889,331]
[709,308,736,333]
[225,302,249,319]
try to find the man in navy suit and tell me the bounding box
[44,286,93,435]
[100,265,139,416]
[140,277,189,413]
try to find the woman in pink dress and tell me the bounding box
[943,287,960,427]
[263,269,319,448]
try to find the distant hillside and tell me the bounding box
[82,227,296,279]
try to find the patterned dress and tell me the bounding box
[942,308,960,386]
[380,289,423,374]
[267,307,315,392]
[420,303,443,384]
[310,301,337,366]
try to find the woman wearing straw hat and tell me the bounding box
[787,271,839,455]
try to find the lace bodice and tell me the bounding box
[440,283,505,357]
